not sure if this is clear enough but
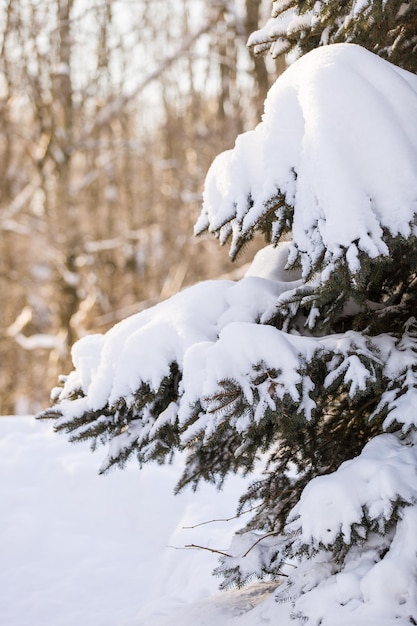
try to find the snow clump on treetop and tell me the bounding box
[197,43,417,280]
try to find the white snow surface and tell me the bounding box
[197,43,417,278]
[0,416,274,626]
[3,418,417,625]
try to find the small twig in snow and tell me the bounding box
[182,504,262,529]
[183,543,233,558]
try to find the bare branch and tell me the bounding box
[242,531,279,558]
[183,543,232,558]
[77,9,224,145]
[182,504,262,529]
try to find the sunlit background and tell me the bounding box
[0,0,283,415]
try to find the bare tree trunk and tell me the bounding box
[245,0,271,115]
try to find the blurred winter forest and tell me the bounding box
[0,0,281,414]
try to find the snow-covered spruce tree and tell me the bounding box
[250,0,417,74]
[38,44,417,623]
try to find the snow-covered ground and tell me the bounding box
[0,416,278,626]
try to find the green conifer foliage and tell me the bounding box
[249,0,417,73]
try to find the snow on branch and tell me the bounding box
[41,256,385,475]
[288,432,417,547]
[196,44,417,282]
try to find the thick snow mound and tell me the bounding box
[62,277,287,408]
[197,43,417,278]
